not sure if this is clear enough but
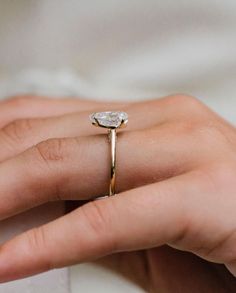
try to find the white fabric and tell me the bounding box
[0,0,235,292]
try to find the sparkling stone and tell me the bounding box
[90,111,128,128]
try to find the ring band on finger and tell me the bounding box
[90,111,128,196]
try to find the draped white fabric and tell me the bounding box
[0,0,235,292]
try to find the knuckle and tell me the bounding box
[167,94,208,118]
[170,214,192,247]
[1,118,37,143]
[26,227,47,251]
[32,137,80,201]
[170,94,201,106]
[25,227,52,270]
[80,200,117,253]
[35,138,70,164]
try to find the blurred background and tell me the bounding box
[0,0,235,292]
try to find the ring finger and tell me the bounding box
[0,123,206,221]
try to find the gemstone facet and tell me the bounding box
[90,111,128,129]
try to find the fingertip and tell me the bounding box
[0,233,50,283]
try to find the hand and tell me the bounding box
[0,95,235,292]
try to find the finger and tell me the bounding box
[0,123,212,220]
[0,94,211,162]
[0,93,213,130]
[1,167,236,282]
[0,175,187,282]
[0,95,127,127]
[0,101,164,161]
[0,171,219,282]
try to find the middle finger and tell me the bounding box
[0,95,207,162]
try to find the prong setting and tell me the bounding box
[90,111,128,129]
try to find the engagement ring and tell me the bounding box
[89,111,128,196]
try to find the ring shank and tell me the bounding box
[109,129,117,196]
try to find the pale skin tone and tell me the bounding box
[0,94,235,292]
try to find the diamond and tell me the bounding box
[90,111,128,129]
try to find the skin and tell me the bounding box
[0,94,235,291]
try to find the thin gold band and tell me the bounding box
[109,129,117,196]
[89,111,128,197]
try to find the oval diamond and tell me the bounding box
[90,111,128,129]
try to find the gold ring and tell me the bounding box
[89,111,128,196]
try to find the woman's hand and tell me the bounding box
[0,94,236,291]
